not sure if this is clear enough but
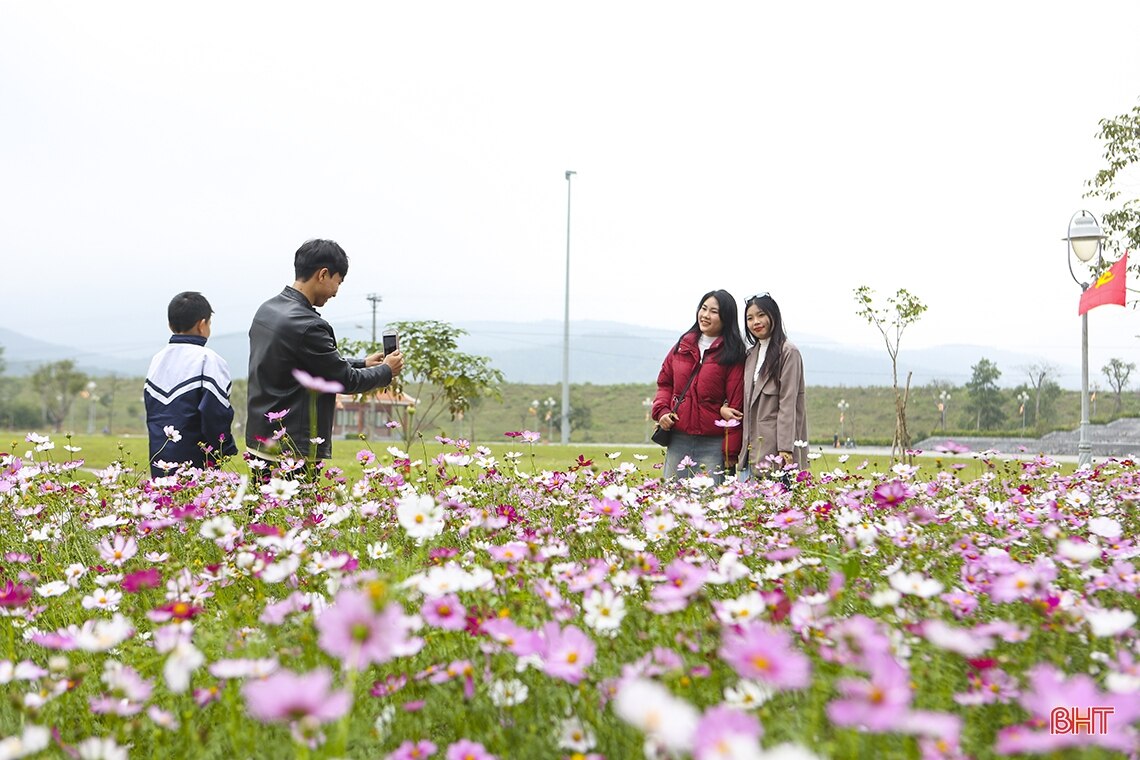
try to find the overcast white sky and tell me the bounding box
[2,1,1139,385]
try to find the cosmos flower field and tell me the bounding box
[1,432,1139,759]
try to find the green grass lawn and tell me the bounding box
[4,431,1065,485]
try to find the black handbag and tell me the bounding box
[650,357,703,447]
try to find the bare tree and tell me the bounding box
[1102,357,1136,416]
[1022,363,1058,430]
[854,286,928,461]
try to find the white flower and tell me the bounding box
[1087,517,1123,539]
[715,592,766,625]
[583,588,626,633]
[260,478,300,503]
[558,716,597,752]
[162,425,182,443]
[367,541,392,560]
[37,581,69,598]
[1057,539,1101,563]
[76,736,128,760]
[488,678,529,707]
[81,589,122,612]
[923,620,994,656]
[869,588,902,608]
[0,724,50,758]
[889,571,943,598]
[1085,607,1137,638]
[613,678,698,753]
[396,493,445,540]
[723,679,774,710]
[164,640,204,693]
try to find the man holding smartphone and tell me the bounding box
[246,239,404,463]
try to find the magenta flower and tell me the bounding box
[291,368,345,394]
[538,622,596,685]
[871,480,913,509]
[0,580,32,608]
[121,568,163,593]
[421,594,467,631]
[265,408,290,422]
[445,739,496,760]
[315,588,413,670]
[719,622,811,690]
[241,668,351,724]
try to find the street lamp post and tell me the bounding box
[938,390,951,431]
[1017,390,1030,433]
[1065,210,1106,469]
[561,170,576,446]
[837,398,850,443]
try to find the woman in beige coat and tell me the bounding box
[721,293,808,476]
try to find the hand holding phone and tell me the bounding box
[382,329,399,356]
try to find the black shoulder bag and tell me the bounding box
[650,356,703,447]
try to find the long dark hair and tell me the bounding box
[674,289,745,365]
[744,293,787,380]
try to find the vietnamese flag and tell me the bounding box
[1078,251,1128,316]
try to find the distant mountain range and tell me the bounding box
[0,322,1080,389]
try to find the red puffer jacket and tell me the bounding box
[652,332,745,461]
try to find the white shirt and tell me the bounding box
[753,339,771,382]
[698,333,715,359]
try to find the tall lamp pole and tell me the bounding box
[1065,210,1106,469]
[561,170,576,445]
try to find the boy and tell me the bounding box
[144,292,238,478]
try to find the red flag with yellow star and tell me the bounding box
[1078,251,1128,316]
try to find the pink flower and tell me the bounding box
[265,409,290,421]
[719,622,811,690]
[713,419,741,428]
[315,588,417,670]
[291,368,345,394]
[241,668,351,724]
[693,705,762,760]
[994,664,1140,753]
[827,654,913,731]
[421,594,467,631]
[538,623,596,685]
[98,534,138,566]
[872,480,913,509]
[445,739,496,760]
[387,739,437,760]
[648,559,709,614]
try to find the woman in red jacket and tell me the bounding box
[652,289,746,481]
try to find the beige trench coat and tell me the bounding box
[736,340,809,471]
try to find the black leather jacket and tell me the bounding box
[246,287,392,459]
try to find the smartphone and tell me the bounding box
[382,329,399,356]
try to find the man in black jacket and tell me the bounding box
[246,239,404,462]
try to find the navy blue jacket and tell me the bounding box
[144,335,238,478]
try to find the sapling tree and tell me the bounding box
[341,320,504,447]
[853,286,927,461]
[31,360,89,432]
